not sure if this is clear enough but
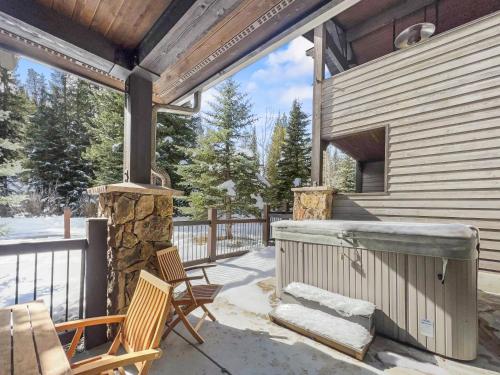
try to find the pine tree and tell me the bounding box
[177,79,264,222]
[0,64,31,196]
[84,89,124,186]
[0,62,31,216]
[248,125,260,171]
[334,152,356,192]
[155,113,200,190]
[265,113,287,208]
[24,72,94,211]
[275,100,311,209]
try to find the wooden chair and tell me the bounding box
[157,246,222,344]
[55,270,173,375]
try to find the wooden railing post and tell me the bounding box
[85,218,108,349]
[262,204,270,246]
[207,208,217,262]
[63,207,71,238]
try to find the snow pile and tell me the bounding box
[256,173,271,187]
[284,282,375,317]
[251,194,264,209]
[272,304,372,349]
[218,180,236,197]
[377,352,448,375]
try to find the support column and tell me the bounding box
[311,23,326,185]
[123,72,153,184]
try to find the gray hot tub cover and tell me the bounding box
[271,220,479,260]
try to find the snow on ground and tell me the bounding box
[0,216,87,240]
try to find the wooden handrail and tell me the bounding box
[0,238,88,255]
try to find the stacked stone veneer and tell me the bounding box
[292,186,336,220]
[98,192,173,316]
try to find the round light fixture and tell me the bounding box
[394,23,436,49]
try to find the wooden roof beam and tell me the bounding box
[345,0,435,42]
[137,0,241,76]
[305,20,348,74]
[0,0,134,80]
[169,0,361,105]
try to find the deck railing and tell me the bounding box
[0,218,108,348]
[173,205,292,265]
[0,237,87,322]
[0,208,292,347]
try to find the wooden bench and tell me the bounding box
[0,301,72,375]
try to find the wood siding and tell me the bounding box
[276,239,478,360]
[360,161,385,192]
[321,11,500,272]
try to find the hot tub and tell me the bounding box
[272,220,480,360]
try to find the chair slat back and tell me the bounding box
[121,270,172,353]
[157,247,187,288]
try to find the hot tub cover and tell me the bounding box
[271,220,479,260]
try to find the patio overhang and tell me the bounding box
[0,0,360,105]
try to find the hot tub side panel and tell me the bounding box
[275,239,478,360]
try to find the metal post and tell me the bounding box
[262,204,270,246]
[207,208,217,262]
[123,71,153,184]
[63,207,71,238]
[84,218,108,349]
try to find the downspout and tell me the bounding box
[151,91,202,187]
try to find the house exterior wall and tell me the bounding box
[320,11,500,272]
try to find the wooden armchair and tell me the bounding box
[157,246,222,344]
[56,270,172,375]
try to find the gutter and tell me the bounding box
[150,91,202,187]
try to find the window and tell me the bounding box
[325,126,387,193]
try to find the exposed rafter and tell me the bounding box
[345,0,435,42]
[304,19,350,75]
[138,0,240,75]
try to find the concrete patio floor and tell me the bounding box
[80,247,500,374]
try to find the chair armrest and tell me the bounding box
[184,263,217,272]
[170,275,204,284]
[55,315,126,332]
[72,349,162,375]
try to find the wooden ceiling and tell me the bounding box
[35,0,173,49]
[0,0,352,104]
[331,127,386,162]
[3,0,497,105]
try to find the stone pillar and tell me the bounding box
[292,186,336,220]
[88,182,182,317]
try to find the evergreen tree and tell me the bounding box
[265,113,287,208]
[84,89,124,186]
[248,125,260,171]
[0,62,31,217]
[24,72,94,211]
[0,63,31,197]
[275,100,311,209]
[156,113,200,189]
[177,79,264,221]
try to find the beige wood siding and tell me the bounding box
[276,239,478,360]
[321,11,500,272]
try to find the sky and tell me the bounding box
[15,36,314,142]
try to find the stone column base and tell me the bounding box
[292,186,336,220]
